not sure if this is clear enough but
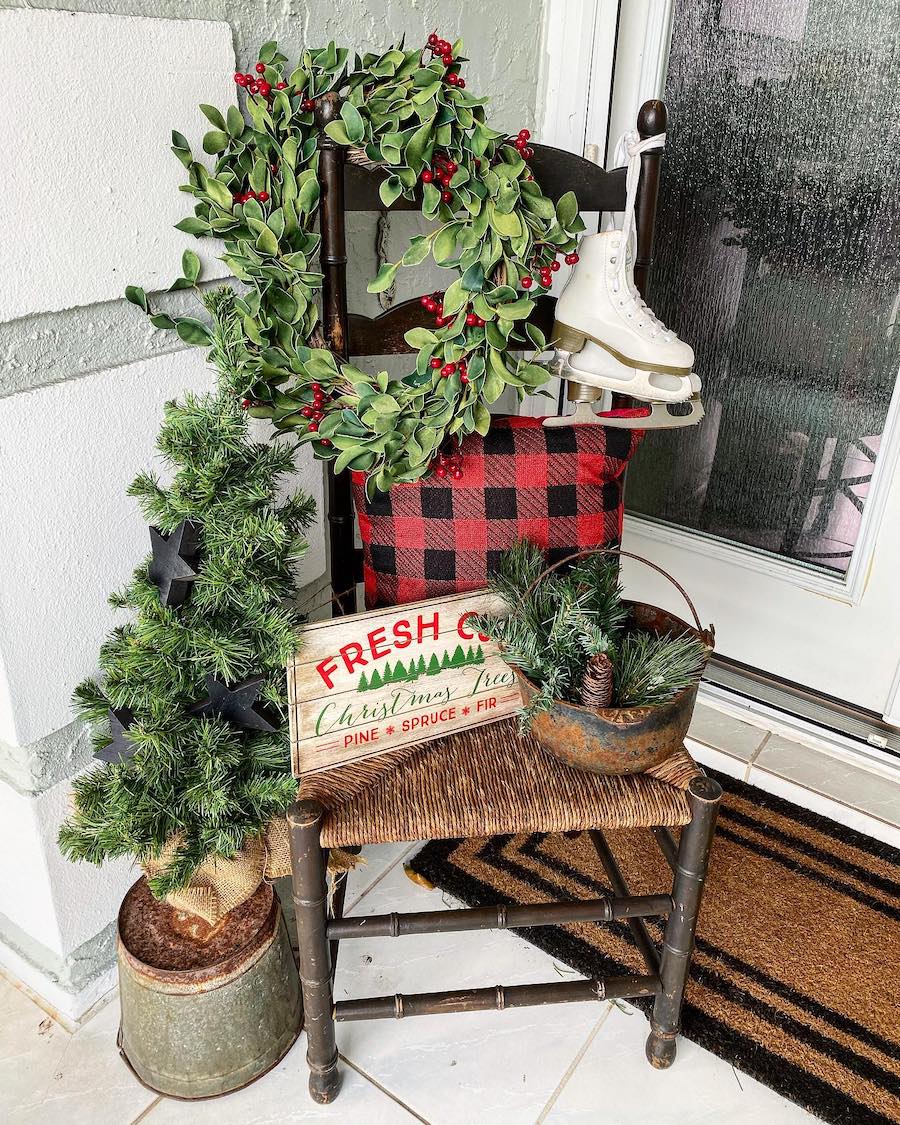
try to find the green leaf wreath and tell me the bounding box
[127,34,585,495]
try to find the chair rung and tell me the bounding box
[327,894,671,940]
[334,974,660,1021]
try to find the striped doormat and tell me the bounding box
[407,770,900,1125]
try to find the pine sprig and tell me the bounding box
[475,542,708,729]
[59,289,313,894]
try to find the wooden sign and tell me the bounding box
[287,590,521,776]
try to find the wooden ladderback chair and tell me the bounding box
[288,97,722,1105]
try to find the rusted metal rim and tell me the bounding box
[117,879,280,992]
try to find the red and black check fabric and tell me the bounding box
[352,416,643,609]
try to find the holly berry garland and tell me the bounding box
[127,35,585,496]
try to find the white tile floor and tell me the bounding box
[4,701,899,1125]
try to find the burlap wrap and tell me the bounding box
[142,817,293,926]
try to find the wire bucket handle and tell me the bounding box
[523,547,715,645]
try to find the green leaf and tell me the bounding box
[401,235,432,266]
[202,129,229,155]
[556,190,579,229]
[199,104,226,130]
[149,313,176,330]
[482,365,505,403]
[297,176,320,214]
[492,208,522,239]
[181,249,201,283]
[404,327,438,349]
[473,400,491,435]
[367,261,399,294]
[256,226,279,256]
[405,117,435,170]
[460,262,485,292]
[205,179,233,209]
[226,105,245,138]
[324,120,351,146]
[433,223,460,264]
[496,297,534,321]
[379,175,404,208]
[174,217,209,235]
[175,317,213,346]
[124,285,147,312]
[340,100,366,144]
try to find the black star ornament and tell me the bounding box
[191,674,279,733]
[148,520,200,608]
[95,707,137,765]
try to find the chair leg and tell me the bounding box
[646,776,722,1069]
[288,799,341,1103]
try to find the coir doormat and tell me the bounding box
[407,770,900,1125]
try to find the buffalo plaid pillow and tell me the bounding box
[352,416,643,609]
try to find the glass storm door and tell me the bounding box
[608,0,900,722]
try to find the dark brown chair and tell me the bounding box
[288,96,723,1104]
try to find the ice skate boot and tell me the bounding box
[552,229,695,388]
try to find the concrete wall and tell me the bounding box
[0,0,547,1020]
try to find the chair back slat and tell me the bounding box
[344,145,627,213]
[348,295,555,358]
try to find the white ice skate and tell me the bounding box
[546,129,703,430]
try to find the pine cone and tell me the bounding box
[581,652,613,710]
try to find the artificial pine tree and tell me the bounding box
[58,288,316,900]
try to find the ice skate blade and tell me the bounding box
[561,356,696,404]
[553,320,692,378]
[543,395,705,430]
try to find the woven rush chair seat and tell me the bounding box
[299,717,701,849]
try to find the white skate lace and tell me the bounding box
[610,130,673,342]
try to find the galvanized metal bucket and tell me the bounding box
[117,876,301,1099]
[514,549,714,776]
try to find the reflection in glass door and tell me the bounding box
[626,0,900,577]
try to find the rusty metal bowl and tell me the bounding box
[512,550,714,776]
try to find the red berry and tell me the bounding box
[255,62,266,74]
[515,137,526,150]
[302,98,314,111]
[458,79,466,88]
[426,299,439,314]
[551,259,561,272]
[521,276,533,289]
[435,466,447,478]
[276,81,287,90]
[320,439,332,448]
[301,407,312,418]
[447,72,460,86]
[460,374,469,384]
[240,398,251,408]
[257,190,269,202]
[441,189,453,203]
[244,73,254,83]
[465,312,477,326]
[428,33,439,46]
[308,421,319,432]
[523,147,534,160]
[420,295,431,308]
[540,275,552,288]
[234,72,248,86]
[421,169,434,183]
[435,315,447,328]
[442,52,454,65]
[311,383,321,392]
[446,160,458,174]
[452,468,463,480]
[248,82,259,94]
[565,252,580,265]
[518,129,531,141]
[429,356,443,369]
[441,363,456,377]
[257,80,271,96]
